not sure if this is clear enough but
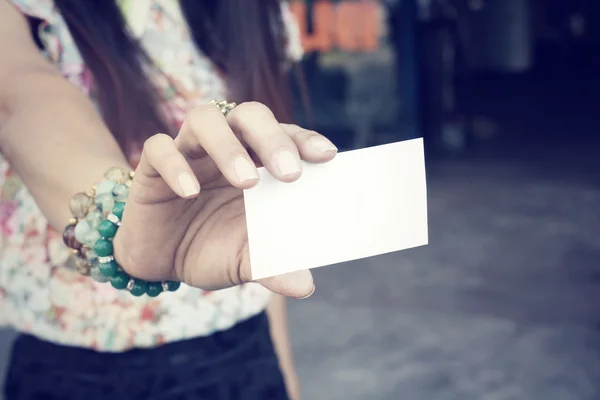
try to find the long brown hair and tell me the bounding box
[52,0,293,153]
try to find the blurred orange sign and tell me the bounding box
[290,0,381,53]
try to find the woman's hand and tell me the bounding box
[113,102,337,298]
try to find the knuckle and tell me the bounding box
[295,129,319,141]
[186,104,221,126]
[143,133,171,154]
[147,133,172,144]
[142,135,181,170]
[282,123,302,132]
[281,123,310,140]
[287,125,306,135]
[231,101,272,121]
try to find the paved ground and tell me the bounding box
[289,151,600,400]
[1,74,599,399]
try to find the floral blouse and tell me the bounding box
[0,0,303,351]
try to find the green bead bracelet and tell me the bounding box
[93,201,181,297]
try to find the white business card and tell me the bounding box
[244,138,428,280]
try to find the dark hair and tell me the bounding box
[52,0,293,153]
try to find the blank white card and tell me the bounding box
[243,138,428,280]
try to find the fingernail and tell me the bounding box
[177,172,200,197]
[275,150,301,176]
[234,157,259,182]
[298,286,315,300]
[310,137,337,153]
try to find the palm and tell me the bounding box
[117,156,248,290]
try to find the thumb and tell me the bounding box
[258,269,315,299]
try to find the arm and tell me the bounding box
[266,295,301,400]
[0,0,129,230]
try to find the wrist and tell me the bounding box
[62,167,181,297]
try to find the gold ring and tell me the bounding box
[209,100,237,117]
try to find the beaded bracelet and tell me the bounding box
[62,167,180,297]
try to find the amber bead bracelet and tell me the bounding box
[62,167,180,297]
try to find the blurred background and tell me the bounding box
[2,0,600,398]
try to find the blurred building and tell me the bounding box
[290,0,600,152]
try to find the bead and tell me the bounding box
[65,255,79,270]
[112,184,129,202]
[69,192,92,218]
[104,167,128,182]
[98,219,118,238]
[147,282,163,297]
[96,193,115,216]
[86,210,103,230]
[90,265,111,283]
[95,180,116,196]
[93,238,113,257]
[129,279,148,297]
[83,230,101,248]
[76,257,91,276]
[112,202,126,219]
[74,220,91,245]
[110,271,129,290]
[128,171,135,179]
[84,249,97,262]
[62,224,82,250]
[98,260,119,277]
[167,281,181,292]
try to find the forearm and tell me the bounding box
[0,70,129,230]
[267,295,300,398]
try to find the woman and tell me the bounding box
[0,0,337,398]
